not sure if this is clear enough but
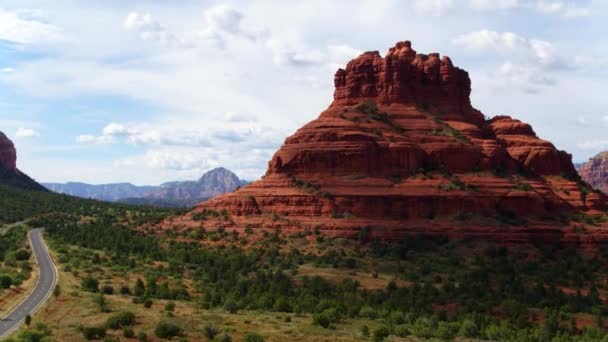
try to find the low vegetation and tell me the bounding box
[3,188,608,340]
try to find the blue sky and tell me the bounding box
[0,0,606,185]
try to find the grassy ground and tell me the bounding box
[17,245,388,341]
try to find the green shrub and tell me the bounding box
[165,301,176,312]
[106,311,136,329]
[81,277,99,292]
[82,326,106,340]
[243,332,264,342]
[0,275,12,289]
[360,325,370,338]
[15,249,31,261]
[154,320,182,339]
[313,308,341,328]
[203,324,220,340]
[458,319,478,337]
[123,326,135,338]
[101,285,114,295]
[216,334,233,342]
[224,300,239,314]
[372,326,390,342]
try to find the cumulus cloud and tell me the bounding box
[577,140,608,151]
[102,123,133,136]
[76,134,114,144]
[123,12,182,46]
[15,128,39,138]
[453,30,563,68]
[114,149,215,171]
[78,123,213,147]
[535,1,589,18]
[453,30,575,92]
[469,0,520,10]
[124,5,264,50]
[122,6,358,69]
[468,0,589,18]
[0,8,63,44]
[414,0,455,15]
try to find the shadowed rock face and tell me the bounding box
[167,41,607,246]
[579,152,608,194]
[0,131,46,191]
[0,132,17,172]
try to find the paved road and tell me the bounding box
[0,229,58,338]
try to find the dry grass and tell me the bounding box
[17,249,385,341]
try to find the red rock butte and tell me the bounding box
[169,41,608,246]
[0,131,17,171]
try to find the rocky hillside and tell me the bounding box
[45,167,247,207]
[0,131,46,191]
[167,40,607,246]
[144,167,246,202]
[578,152,608,194]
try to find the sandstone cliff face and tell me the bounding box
[0,131,46,191]
[579,152,608,194]
[167,41,606,246]
[0,131,17,171]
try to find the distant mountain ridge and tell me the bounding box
[43,182,156,201]
[43,167,248,207]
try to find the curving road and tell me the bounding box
[0,228,58,338]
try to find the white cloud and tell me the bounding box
[452,30,562,67]
[0,8,63,44]
[123,12,181,47]
[414,0,455,15]
[496,61,557,93]
[115,149,215,171]
[469,0,520,10]
[224,112,257,123]
[76,134,114,145]
[15,128,39,138]
[468,0,589,18]
[577,140,608,150]
[535,1,589,18]
[102,123,132,136]
[453,30,574,92]
[453,30,526,51]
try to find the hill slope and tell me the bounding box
[578,151,608,194]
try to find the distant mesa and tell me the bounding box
[43,167,248,207]
[0,131,46,191]
[166,40,607,247]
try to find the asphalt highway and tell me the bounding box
[0,228,58,338]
